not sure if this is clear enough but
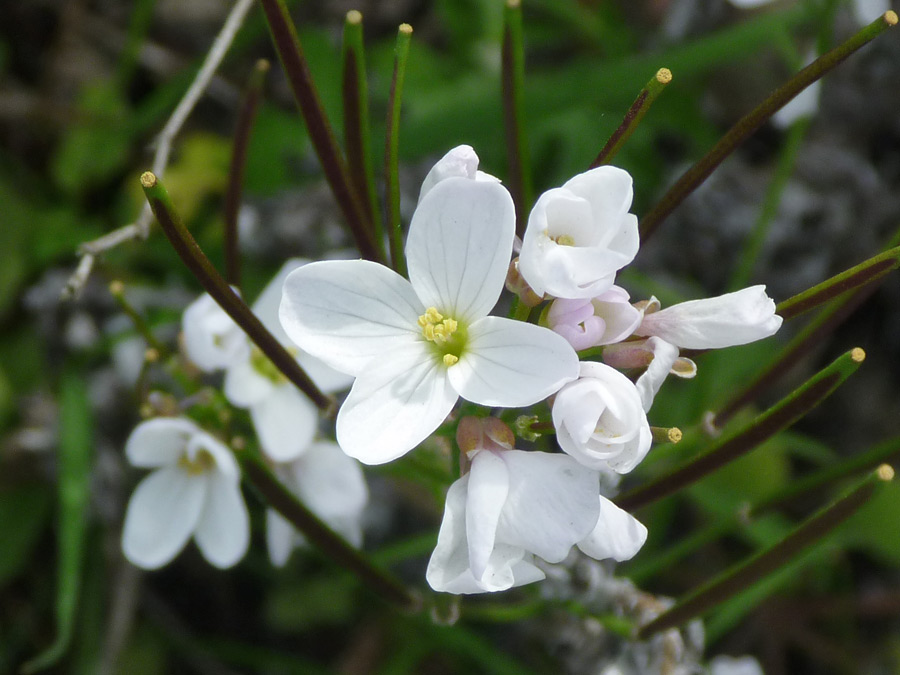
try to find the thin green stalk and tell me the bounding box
[108,280,165,354]
[616,348,865,512]
[239,452,421,612]
[502,0,533,237]
[776,244,900,320]
[639,11,898,241]
[342,11,383,252]
[729,116,810,290]
[257,0,381,262]
[591,67,672,168]
[224,59,269,288]
[140,172,333,412]
[385,24,413,277]
[637,467,891,638]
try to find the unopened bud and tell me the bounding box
[506,258,543,308]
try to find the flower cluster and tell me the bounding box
[121,144,780,594]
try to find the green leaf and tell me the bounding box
[0,485,52,587]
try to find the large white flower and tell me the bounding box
[425,417,646,594]
[183,261,352,463]
[121,417,249,570]
[266,441,369,567]
[552,361,652,473]
[280,174,579,465]
[518,166,639,300]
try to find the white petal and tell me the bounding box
[193,472,250,568]
[577,496,647,562]
[121,467,207,569]
[449,317,578,407]
[466,450,510,580]
[406,178,515,323]
[125,417,196,468]
[266,508,297,568]
[251,258,309,340]
[635,285,782,349]
[563,166,637,249]
[336,343,457,464]
[224,358,274,407]
[250,385,318,462]
[635,337,680,412]
[708,655,766,675]
[182,292,247,372]
[295,351,355,394]
[496,450,600,563]
[280,260,423,376]
[418,145,500,202]
[293,442,369,525]
[185,430,240,480]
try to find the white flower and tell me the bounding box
[518,166,639,299]
[708,655,764,675]
[182,261,352,463]
[634,286,782,349]
[121,417,249,570]
[547,286,642,351]
[552,361,652,472]
[418,144,500,203]
[280,171,579,465]
[425,417,646,594]
[266,441,369,567]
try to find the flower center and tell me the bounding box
[249,345,297,384]
[544,229,576,246]
[178,448,216,476]
[418,307,466,366]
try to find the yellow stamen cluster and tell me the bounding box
[178,448,216,476]
[543,229,576,246]
[418,307,458,344]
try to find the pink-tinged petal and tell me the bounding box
[577,496,647,562]
[250,385,317,462]
[121,467,207,569]
[125,417,196,468]
[280,260,423,377]
[591,287,642,344]
[635,285,782,349]
[449,317,578,407]
[224,359,274,407]
[266,508,296,568]
[496,450,600,563]
[466,450,510,580]
[634,337,680,412]
[407,178,515,323]
[252,258,309,340]
[336,343,457,464]
[182,292,247,372]
[193,472,250,569]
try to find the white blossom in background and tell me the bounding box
[518,166,639,300]
[426,417,646,594]
[267,441,369,567]
[547,286,642,351]
[182,261,352,463]
[280,164,578,465]
[707,655,765,675]
[121,417,249,570]
[552,361,652,472]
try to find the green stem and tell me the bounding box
[502,0,533,238]
[729,116,810,290]
[224,59,269,288]
[616,348,865,512]
[512,299,532,322]
[108,280,166,354]
[257,0,381,262]
[140,172,333,412]
[591,67,672,168]
[342,11,383,251]
[639,11,898,241]
[385,24,413,278]
[637,468,890,638]
[776,244,900,320]
[239,452,421,612]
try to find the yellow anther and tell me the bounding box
[443,354,459,366]
[178,449,216,476]
[419,307,458,344]
[556,234,576,246]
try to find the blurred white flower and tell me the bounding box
[518,166,639,299]
[266,441,369,566]
[121,417,249,570]
[280,169,578,465]
[708,654,765,675]
[182,290,248,372]
[552,361,652,472]
[547,286,642,351]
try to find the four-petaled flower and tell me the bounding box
[280,168,579,465]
